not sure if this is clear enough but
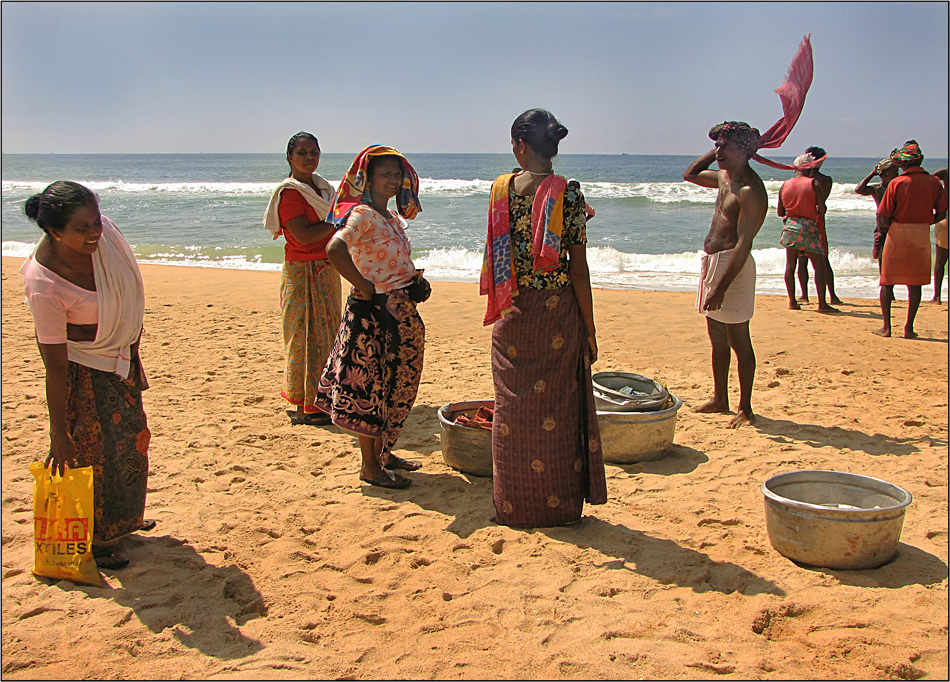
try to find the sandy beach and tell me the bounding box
[2,256,947,680]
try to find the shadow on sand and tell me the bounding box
[88,534,266,659]
[608,444,709,476]
[368,467,784,597]
[538,517,786,597]
[793,542,949,589]
[753,415,946,456]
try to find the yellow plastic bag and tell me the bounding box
[30,461,102,587]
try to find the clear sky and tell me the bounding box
[2,1,947,157]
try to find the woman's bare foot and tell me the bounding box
[788,301,801,310]
[692,398,730,414]
[831,297,845,305]
[797,296,809,303]
[872,327,891,338]
[904,329,919,339]
[727,408,754,429]
[817,304,840,313]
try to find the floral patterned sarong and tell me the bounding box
[314,290,425,467]
[780,216,824,255]
[491,286,606,528]
[66,356,149,543]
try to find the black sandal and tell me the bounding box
[360,470,411,489]
[92,547,129,570]
[287,410,332,426]
[386,456,422,471]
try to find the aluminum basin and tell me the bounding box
[438,400,493,477]
[761,470,912,570]
[597,395,682,463]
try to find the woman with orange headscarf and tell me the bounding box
[315,146,430,489]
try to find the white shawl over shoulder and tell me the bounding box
[55,216,145,379]
[262,172,335,238]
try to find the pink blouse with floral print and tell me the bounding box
[335,204,418,293]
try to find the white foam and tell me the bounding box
[2,241,37,258]
[2,178,880,213]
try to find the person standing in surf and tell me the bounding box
[683,122,769,428]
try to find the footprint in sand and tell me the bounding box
[925,530,947,546]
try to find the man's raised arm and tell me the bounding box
[683,149,720,189]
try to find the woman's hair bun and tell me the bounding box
[24,195,41,220]
[22,181,96,233]
[511,108,568,159]
[549,122,569,142]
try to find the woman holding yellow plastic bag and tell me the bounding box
[21,181,152,571]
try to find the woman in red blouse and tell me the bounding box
[265,132,342,425]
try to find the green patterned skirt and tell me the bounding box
[66,357,150,544]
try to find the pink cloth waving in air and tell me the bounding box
[752,35,825,172]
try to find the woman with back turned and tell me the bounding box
[20,181,152,570]
[481,108,607,527]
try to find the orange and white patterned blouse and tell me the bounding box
[335,204,418,293]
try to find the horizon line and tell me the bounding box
[4,151,946,160]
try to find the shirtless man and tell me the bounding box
[683,122,769,428]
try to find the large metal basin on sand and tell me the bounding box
[761,470,912,570]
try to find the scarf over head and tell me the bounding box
[709,121,762,158]
[793,152,815,167]
[480,173,567,326]
[329,145,421,228]
[262,172,334,239]
[891,140,924,167]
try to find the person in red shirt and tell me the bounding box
[263,132,342,424]
[875,141,948,338]
[777,156,836,312]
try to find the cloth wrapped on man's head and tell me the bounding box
[793,152,815,167]
[876,158,895,173]
[708,121,762,158]
[890,140,924,167]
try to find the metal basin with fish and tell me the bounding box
[438,400,494,477]
[592,371,669,412]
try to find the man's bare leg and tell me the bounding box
[810,253,839,313]
[726,321,755,428]
[874,285,894,337]
[930,246,948,303]
[796,254,810,302]
[693,317,731,413]
[784,249,802,310]
[904,285,922,338]
[825,259,844,305]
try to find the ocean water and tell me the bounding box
[3,153,948,300]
